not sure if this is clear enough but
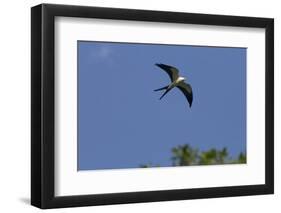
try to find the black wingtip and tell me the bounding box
[189,100,193,108]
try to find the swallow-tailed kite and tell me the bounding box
[154,63,193,107]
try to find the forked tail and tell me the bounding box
[159,88,171,100]
[154,85,169,92]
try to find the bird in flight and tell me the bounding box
[154,63,193,107]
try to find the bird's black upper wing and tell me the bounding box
[155,63,179,82]
[177,82,193,107]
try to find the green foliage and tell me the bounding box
[172,144,246,166]
[171,144,198,166]
[139,163,160,168]
[237,152,247,164]
[141,144,246,168]
[198,147,228,165]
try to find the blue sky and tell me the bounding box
[78,41,246,170]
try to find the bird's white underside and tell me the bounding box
[171,76,185,87]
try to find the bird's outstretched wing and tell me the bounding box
[155,63,179,82]
[177,82,193,107]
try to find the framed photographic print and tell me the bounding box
[31,3,274,209]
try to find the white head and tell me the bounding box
[178,76,186,81]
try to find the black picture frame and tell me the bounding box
[31,3,274,209]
